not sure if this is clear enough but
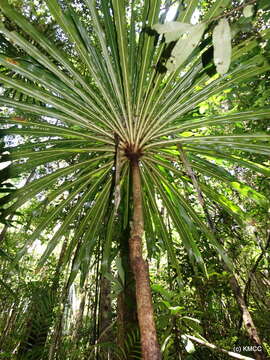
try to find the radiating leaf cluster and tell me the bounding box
[0,0,269,283]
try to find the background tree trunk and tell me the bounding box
[72,275,89,352]
[228,274,267,360]
[98,274,113,359]
[117,224,138,349]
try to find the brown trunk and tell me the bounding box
[129,158,161,360]
[72,279,88,343]
[98,274,112,342]
[116,269,137,349]
[117,224,138,349]
[229,274,267,360]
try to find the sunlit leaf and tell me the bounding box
[213,18,232,75]
[167,23,206,72]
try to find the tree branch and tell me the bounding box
[186,334,255,360]
[209,0,257,23]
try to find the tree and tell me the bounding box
[0,0,270,359]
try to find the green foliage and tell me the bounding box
[120,328,141,360]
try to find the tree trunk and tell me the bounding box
[228,274,267,360]
[117,223,138,349]
[98,274,113,360]
[72,276,89,344]
[129,158,161,360]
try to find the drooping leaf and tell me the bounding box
[167,22,206,72]
[213,18,232,75]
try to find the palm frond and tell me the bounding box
[0,0,269,283]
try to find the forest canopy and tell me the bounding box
[0,0,270,359]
